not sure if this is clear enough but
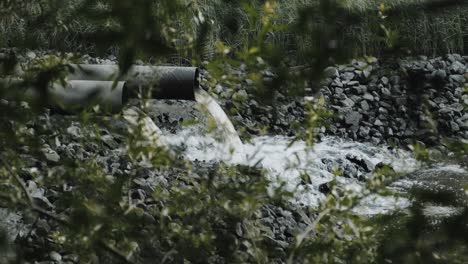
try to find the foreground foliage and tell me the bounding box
[0,0,467,263]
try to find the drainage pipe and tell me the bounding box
[68,64,198,101]
[3,64,200,113]
[1,78,125,113]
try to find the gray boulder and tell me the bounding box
[344,111,362,126]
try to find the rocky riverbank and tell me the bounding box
[206,54,467,149]
[320,54,467,147]
[0,104,314,263]
[0,50,466,263]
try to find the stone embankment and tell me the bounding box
[206,54,467,148]
[320,54,467,147]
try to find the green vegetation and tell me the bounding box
[0,0,467,263]
[1,0,467,57]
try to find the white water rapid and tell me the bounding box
[130,94,466,216]
[162,127,419,212]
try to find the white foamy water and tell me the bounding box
[123,107,169,147]
[160,126,419,210]
[132,106,466,216]
[194,89,243,150]
[129,93,465,216]
[421,164,468,174]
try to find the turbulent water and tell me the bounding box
[160,126,468,215]
[135,96,467,216]
[162,127,418,211]
[136,104,418,213]
[123,107,167,147]
[141,93,420,212]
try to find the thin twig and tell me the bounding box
[4,163,135,264]
[12,170,69,225]
[161,249,177,264]
[99,240,135,264]
[287,208,331,264]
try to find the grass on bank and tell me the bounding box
[1,0,467,58]
[196,0,467,59]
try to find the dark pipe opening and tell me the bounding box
[122,66,199,103]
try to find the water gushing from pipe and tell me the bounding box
[122,107,173,165]
[194,89,243,152]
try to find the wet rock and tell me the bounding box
[341,98,355,108]
[363,93,374,102]
[450,121,460,132]
[362,70,371,79]
[389,75,400,85]
[343,163,359,178]
[346,154,374,172]
[36,219,51,236]
[351,85,366,94]
[49,251,62,262]
[381,87,391,97]
[318,182,330,194]
[449,61,465,74]
[358,126,371,139]
[360,100,370,111]
[380,76,389,85]
[334,87,344,95]
[101,135,119,149]
[378,107,388,115]
[341,72,355,81]
[26,51,36,59]
[63,254,79,263]
[374,119,384,127]
[41,145,60,163]
[324,66,339,78]
[431,69,447,79]
[458,116,468,130]
[344,111,361,126]
[449,74,465,83]
[66,125,82,138]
